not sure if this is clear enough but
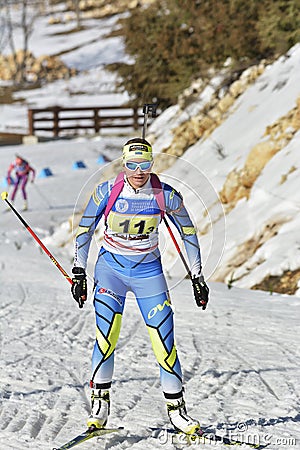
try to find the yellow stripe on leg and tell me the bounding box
[147,326,177,373]
[96,313,122,360]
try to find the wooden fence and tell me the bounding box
[28,106,145,137]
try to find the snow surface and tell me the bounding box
[0,7,300,450]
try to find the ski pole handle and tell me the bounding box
[142,103,158,139]
[1,191,73,285]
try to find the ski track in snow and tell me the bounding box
[1,270,299,449]
[1,199,300,450]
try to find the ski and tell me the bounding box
[149,427,270,449]
[53,426,124,449]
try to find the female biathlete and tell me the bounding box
[7,155,35,211]
[71,138,209,434]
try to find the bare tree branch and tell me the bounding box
[1,0,41,83]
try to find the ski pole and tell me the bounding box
[141,104,191,276]
[142,110,148,139]
[164,217,209,309]
[1,191,73,286]
[142,103,157,139]
[163,216,192,280]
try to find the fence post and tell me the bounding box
[94,108,100,133]
[28,109,34,135]
[133,107,139,130]
[53,106,60,137]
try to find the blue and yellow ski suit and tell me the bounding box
[74,174,202,398]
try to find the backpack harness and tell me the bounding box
[103,172,166,223]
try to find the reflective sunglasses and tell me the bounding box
[125,160,152,171]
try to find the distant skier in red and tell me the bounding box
[7,155,35,211]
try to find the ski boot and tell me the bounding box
[166,396,201,435]
[87,389,110,430]
[23,200,28,211]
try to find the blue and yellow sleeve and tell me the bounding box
[163,183,202,276]
[74,181,110,268]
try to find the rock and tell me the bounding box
[217,93,235,112]
[243,141,280,184]
[219,96,300,210]
[0,51,77,83]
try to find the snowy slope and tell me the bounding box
[152,44,300,289]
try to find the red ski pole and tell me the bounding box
[163,216,192,279]
[1,191,73,285]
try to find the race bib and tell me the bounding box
[107,211,160,235]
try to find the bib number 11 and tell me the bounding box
[119,219,154,234]
[108,213,159,235]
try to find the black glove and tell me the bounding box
[71,267,87,308]
[192,274,209,310]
